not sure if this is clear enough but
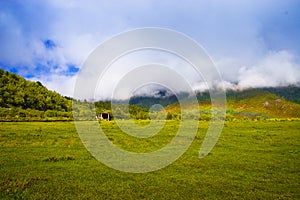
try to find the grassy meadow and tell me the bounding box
[0,120,299,199]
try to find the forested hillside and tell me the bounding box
[0,69,71,111]
[0,68,72,121]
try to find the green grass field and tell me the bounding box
[0,120,299,199]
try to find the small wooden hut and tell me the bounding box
[98,112,111,121]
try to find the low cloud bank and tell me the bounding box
[204,50,300,92]
[34,50,300,99]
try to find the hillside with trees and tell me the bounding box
[0,68,73,121]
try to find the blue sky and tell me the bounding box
[0,0,300,97]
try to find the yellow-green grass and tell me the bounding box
[0,121,299,199]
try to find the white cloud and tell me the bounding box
[92,49,201,100]
[237,50,300,88]
[0,0,300,97]
[30,74,77,97]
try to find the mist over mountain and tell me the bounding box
[1,68,300,121]
[129,86,300,107]
[128,86,300,119]
[128,90,191,109]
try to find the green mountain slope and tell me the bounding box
[0,68,72,121]
[226,89,300,118]
[164,89,300,119]
[261,86,300,104]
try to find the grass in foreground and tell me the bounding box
[0,120,299,199]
